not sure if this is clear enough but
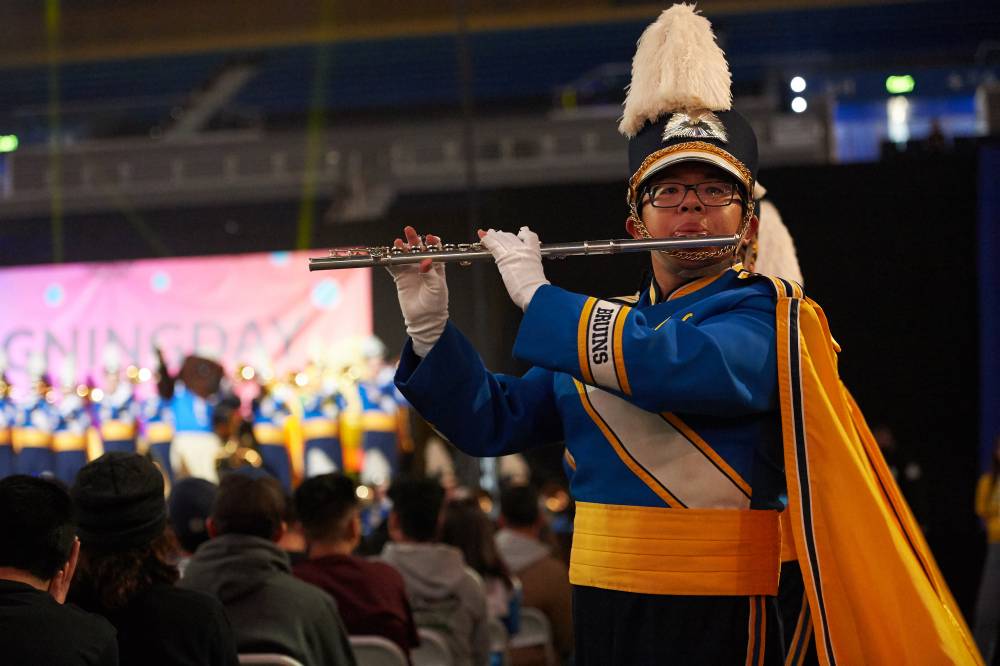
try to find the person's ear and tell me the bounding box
[273,520,287,544]
[347,513,362,545]
[206,517,219,539]
[47,537,80,604]
[625,216,640,239]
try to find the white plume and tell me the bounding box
[756,199,804,285]
[60,355,78,389]
[27,352,46,380]
[103,345,121,373]
[619,3,732,138]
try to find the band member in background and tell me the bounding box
[251,367,297,492]
[0,353,15,478]
[357,336,411,488]
[52,356,91,485]
[384,5,979,664]
[95,348,139,455]
[13,354,55,478]
[142,378,176,484]
[301,359,346,478]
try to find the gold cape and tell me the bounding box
[768,277,982,665]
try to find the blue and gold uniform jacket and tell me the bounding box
[397,266,785,597]
[0,396,15,477]
[142,395,175,480]
[301,387,345,476]
[253,390,294,491]
[52,394,91,484]
[13,393,56,477]
[357,376,408,485]
[97,384,139,453]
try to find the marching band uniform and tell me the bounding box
[13,386,56,478]
[252,385,295,492]
[52,387,91,485]
[0,379,14,478]
[390,5,981,664]
[142,394,175,482]
[96,380,139,454]
[301,381,345,477]
[357,377,407,488]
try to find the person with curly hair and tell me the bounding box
[68,452,238,666]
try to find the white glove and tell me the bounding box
[386,253,449,358]
[480,227,550,311]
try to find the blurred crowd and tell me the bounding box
[0,458,575,665]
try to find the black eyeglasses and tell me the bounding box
[643,181,739,208]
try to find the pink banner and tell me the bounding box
[0,251,371,391]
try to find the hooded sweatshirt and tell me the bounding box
[494,528,574,658]
[380,542,490,666]
[179,533,355,666]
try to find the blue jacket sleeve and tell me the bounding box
[394,322,563,457]
[513,284,776,416]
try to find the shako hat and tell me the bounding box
[620,4,758,211]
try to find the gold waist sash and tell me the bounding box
[302,419,338,440]
[52,432,87,452]
[570,501,780,596]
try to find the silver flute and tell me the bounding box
[308,234,739,271]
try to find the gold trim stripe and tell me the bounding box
[612,304,632,396]
[577,297,598,385]
[563,448,577,471]
[668,269,728,301]
[745,596,759,666]
[661,412,752,498]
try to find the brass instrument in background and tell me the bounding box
[308,235,740,271]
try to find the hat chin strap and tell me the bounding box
[629,200,755,277]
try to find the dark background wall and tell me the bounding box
[2,152,986,615]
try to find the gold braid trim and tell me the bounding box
[626,141,754,209]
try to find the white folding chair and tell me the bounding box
[412,628,453,666]
[509,607,556,665]
[350,635,408,666]
[238,655,304,666]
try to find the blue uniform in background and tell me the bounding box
[97,384,138,453]
[143,395,175,482]
[358,375,407,486]
[52,392,91,484]
[252,391,293,491]
[301,386,344,477]
[13,392,56,477]
[0,395,14,477]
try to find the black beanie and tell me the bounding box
[71,452,167,551]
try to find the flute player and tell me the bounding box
[380,5,980,664]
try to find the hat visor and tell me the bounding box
[629,142,754,208]
[639,149,751,191]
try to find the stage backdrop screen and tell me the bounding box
[0,250,372,390]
